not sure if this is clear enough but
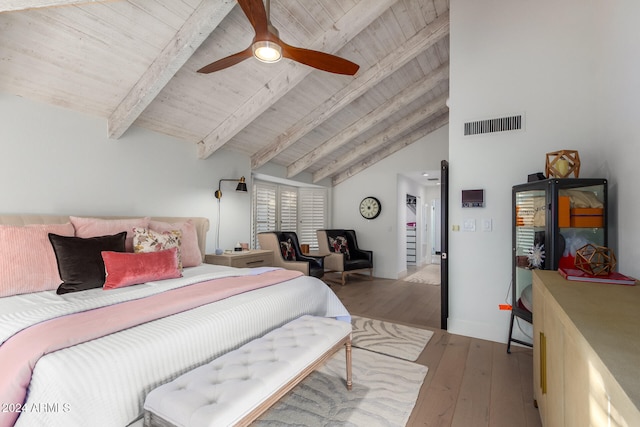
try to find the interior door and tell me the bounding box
[440,160,449,330]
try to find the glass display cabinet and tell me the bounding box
[508,178,608,353]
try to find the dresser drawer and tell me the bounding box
[205,250,273,268]
[231,252,273,268]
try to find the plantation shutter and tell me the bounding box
[278,186,298,232]
[252,182,277,248]
[298,188,327,250]
[252,179,328,250]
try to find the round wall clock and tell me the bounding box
[359,196,381,219]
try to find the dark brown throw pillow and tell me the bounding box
[48,232,127,294]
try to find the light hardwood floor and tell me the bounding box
[327,268,542,427]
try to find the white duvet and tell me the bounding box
[1,264,349,427]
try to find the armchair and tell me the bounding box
[316,229,373,285]
[257,231,325,279]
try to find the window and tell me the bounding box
[298,188,327,250]
[279,186,298,232]
[252,182,277,243]
[252,180,328,250]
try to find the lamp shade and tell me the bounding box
[235,176,247,192]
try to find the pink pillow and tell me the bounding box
[102,248,181,290]
[71,216,150,252]
[0,223,75,297]
[132,227,183,269]
[149,220,202,267]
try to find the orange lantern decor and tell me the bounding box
[545,150,581,178]
[574,244,616,276]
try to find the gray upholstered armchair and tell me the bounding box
[257,231,325,279]
[316,229,373,285]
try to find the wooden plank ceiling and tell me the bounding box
[0,0,449,185]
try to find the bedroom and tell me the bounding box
[2,0,640,425]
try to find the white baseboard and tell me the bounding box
[447,317,510,344]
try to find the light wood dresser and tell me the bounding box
[532,269,640,427]
[204,249,273,268]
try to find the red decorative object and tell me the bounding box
[574,244,616,276]
[559,267,636,286]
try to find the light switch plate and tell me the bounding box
[482,218,492,232]
[463,218,476,232]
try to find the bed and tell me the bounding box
[0,214,350,427]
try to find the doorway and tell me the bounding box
[398,165,448,330]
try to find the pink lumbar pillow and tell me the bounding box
[149,220,202,267]
[70,216,151,252]
[0,223,75,297]
[102,247,181,290]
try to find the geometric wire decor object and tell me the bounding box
[545,149,581,178]
[574,243,616,276]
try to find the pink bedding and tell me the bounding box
[0,269,302,427]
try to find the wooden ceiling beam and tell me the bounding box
[331,113,449,186]
[251,11,449,170]
[107,0,236,139]
[1,0,105,12]
[197,0,399,160]
[313,93,448,183]
[287,65,449,179]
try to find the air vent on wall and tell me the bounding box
[464,114,523,136]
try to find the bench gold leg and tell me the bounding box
[345,339,352,390]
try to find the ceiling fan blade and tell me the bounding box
[237,0,269,37]
[280,41,360,76]
[197,46,253,74]
[198,0,359,76]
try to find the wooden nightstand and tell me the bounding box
[205,249,273,268]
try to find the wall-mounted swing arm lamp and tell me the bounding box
[214,176,247,199]
[214,176,248,250]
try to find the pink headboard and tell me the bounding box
[0,214,210,261]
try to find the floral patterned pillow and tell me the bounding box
[328,235,350,260]
[280,238,295,261]
[133,227,183,269]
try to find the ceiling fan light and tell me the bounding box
[252,41,282,63]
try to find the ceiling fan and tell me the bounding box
[197,0,360,75]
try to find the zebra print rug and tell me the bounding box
[350,316,434,361]
[253,347,428,427]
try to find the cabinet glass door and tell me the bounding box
[514,188,546,317]
[556,184,606,269]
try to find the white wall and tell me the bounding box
[597,1,640,276]
[0,93,251,253]
[448,0,635,343]
[332,125,448,279]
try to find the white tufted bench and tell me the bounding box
[143,315,352,427]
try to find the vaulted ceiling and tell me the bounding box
[0,0,449,185]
